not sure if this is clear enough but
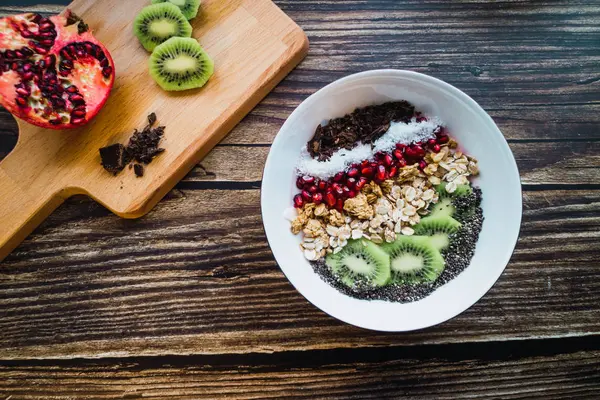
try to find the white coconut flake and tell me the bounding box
[296,117,443,179]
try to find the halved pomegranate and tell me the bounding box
[0,10,114,130]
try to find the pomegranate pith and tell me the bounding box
[0,10,115,130]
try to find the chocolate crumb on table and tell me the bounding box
[99,112,165,177]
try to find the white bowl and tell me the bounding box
[261,70,522,332]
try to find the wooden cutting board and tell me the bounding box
[0,0,308,261]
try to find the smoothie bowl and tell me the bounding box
[261,70,521,331]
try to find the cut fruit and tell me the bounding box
[151,0,201,20]
[0,10,115,130]
[134,3,192,52]
[436,181,473,197]
[325,239,390,288]
[380,236,445,284]
[429,197,454,219]
[149,37,213,91]
[413,215,462,251]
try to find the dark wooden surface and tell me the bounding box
[1,1,599,398]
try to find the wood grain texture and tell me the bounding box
[0,338,599,399]
[0,188,598,359]
[0,0,308,261]
[0,0,599,398]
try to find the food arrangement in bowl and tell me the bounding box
[287,100,483,302]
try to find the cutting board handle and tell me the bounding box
[0,149,65,261]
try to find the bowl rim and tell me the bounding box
[261,69,522,332]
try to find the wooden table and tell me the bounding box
[1,1,599,398]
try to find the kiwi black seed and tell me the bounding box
[413,215,462,251]
[325,239,390,288]
[151,0,201,20]
[134,3,193,52]
[380,235,445,284]
[149,37,214,91]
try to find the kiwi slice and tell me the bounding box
[413,215,462,251]
[134,3,193,52]
[149,37,214,91]
[380,236,445,284]
[429,182,473,218]
[152,0,201,20]
[325,239,391,288]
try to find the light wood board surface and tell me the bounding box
[0,0,308,261]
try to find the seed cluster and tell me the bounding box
[311,189,484,303]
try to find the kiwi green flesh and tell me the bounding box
[134,3,192,52]
[414,215,462,251]
[149,37,214,91]
[326,240,391,288]
[429,197,454,218]
[381,236,445,284]
[152,0,201,19]
[436,182,473,198]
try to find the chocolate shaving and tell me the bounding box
[307,101,415,161]
[99,113,165,177]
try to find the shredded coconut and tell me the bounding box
[296,117,443,179]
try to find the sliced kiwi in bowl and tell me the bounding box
[429,182,474,219]
[134,3,193,52]
[152,0,202,20]
[149,37,214,91]
[413,215,462,251]
[380,235,445,284]
[325,239,391,288]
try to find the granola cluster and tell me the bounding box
[290,144,479,261]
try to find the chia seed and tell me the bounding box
[310,187,484,303]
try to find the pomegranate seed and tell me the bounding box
[308,185,318,194]
[71,117,85,125]
[393,149,404,160]
[335,199,344,212]
[301,190,312,202]
[361,167,374,177]
[38,31,55,39]
[22,72,34,81]
[312,192,323,204]
[347,168,359,178]
[395,143,406,151]
[60,48,74,60]
[5,50,15,59]
[333,171,345,182]
[389,166,398,177]
[419,160,428,170]
[318,181,327,190]
[346,177,356,189]
[361,160,370,168]
[100,58,109,68]
[376,165,386,181]
[70,93,84,103]
[412,145,425,158]
[370,161,378,168]
[433,144,441,153]
[355,177,368,191]
[39,39,54,47]
[334,186,344,197]
[347,190,357,198]
[342,186,351,195]
[14,50,24,59]
[293,194,304,208]
[375,152,384,160]
[384,154,393,166]
[21,47,33,57]
[397,158,407,167]
[302,175,314,185]
[438,135,449,144]
[84,43,94,54]
[404,147,416,158]
[428,138,437,147]
[102,67,113,78]
[15,96,27,107]
[66,85,78,94]
[31,14,42,23]
[21,30,33,38]
[59,70,70,77]
[325,193,336,207]
[60,59,73,69]
[15,87,29,96]
[71,109,86,118]
[39,22,54,31]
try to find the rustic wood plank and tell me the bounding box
[0,188,598,359]
[0,338,598,399]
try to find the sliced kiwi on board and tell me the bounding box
[325,239,391,288]
[152,0,201,20]
[413,215,462,251]
[134,3,193,52]
[149,37,214,91]
[380,236,445,284]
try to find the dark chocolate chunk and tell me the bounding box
[133,164,144,177]
[99,143,127,175]
[307,101,415,161]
